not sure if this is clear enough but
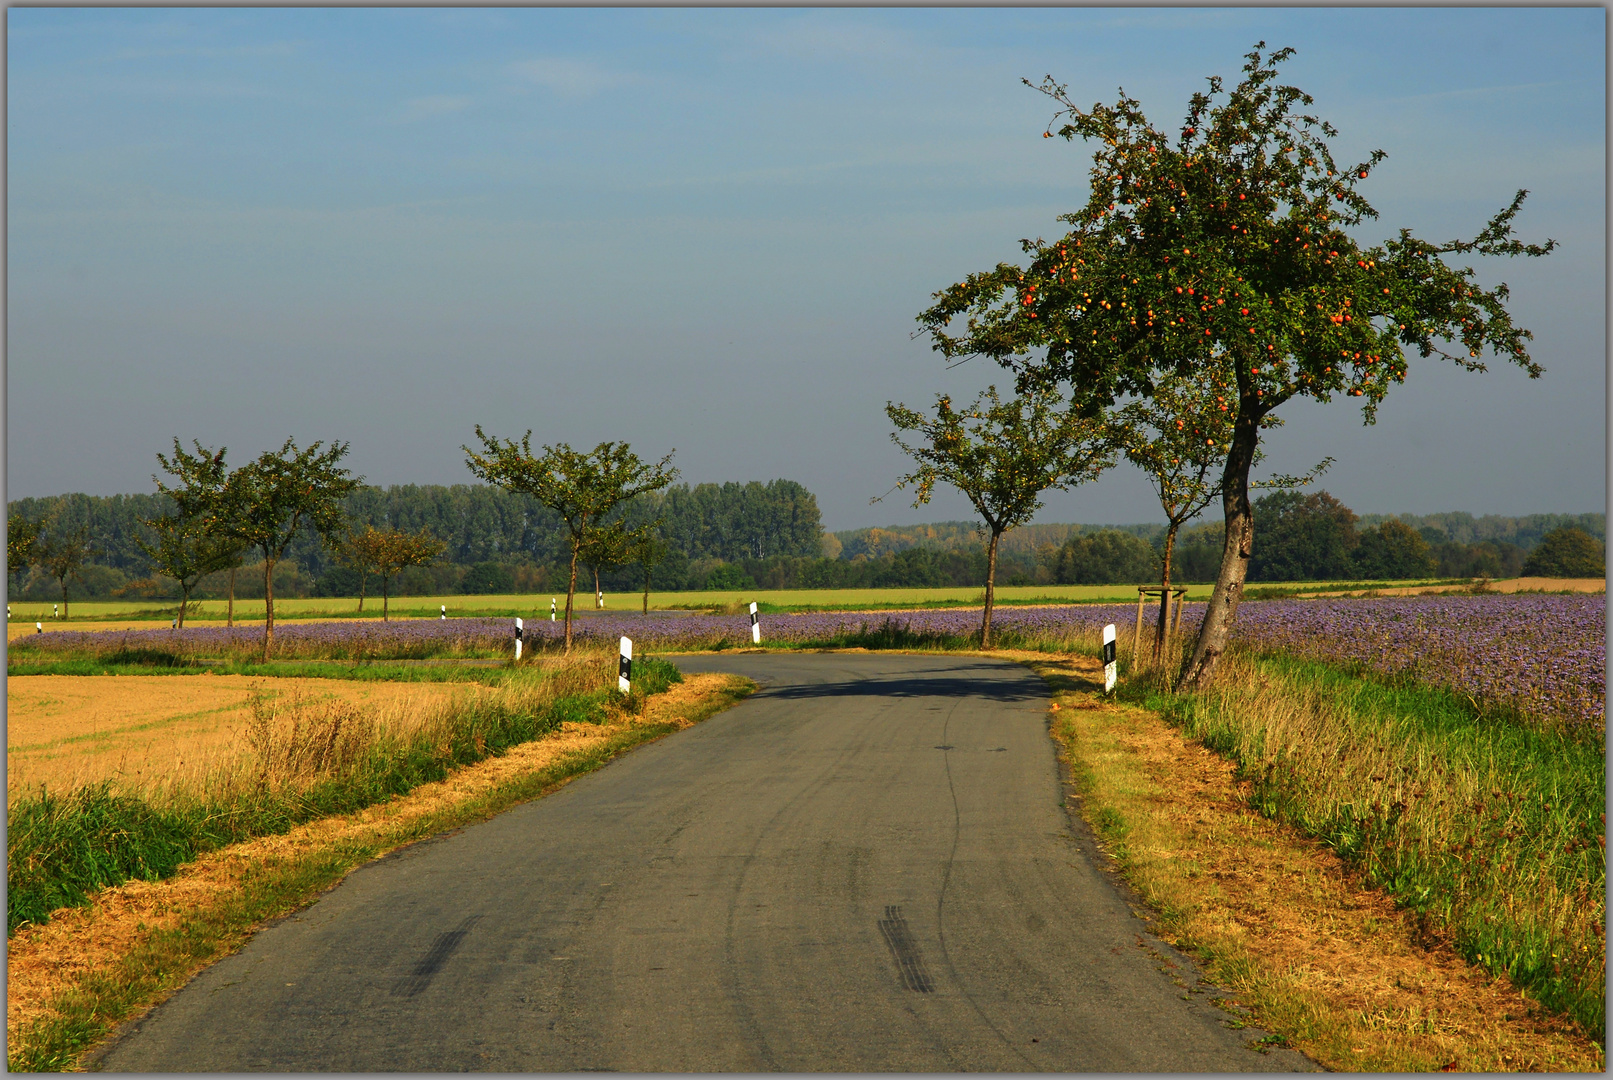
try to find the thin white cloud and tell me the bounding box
[508,57,634,97]
[400,95,474,122]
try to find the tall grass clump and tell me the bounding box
[7,651,682,936]
[1124,645,1605,1037]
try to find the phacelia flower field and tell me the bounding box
[16,593,1604,730]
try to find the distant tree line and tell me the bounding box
[8,482,1601,603]
[7,479,826,602]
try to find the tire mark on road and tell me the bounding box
[877,906,935,992]
[393,914,482,998]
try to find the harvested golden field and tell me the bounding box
[6,672,752,1071]
[8,620,180,641]
[6,675,475,800]
[1303,576,1605,598]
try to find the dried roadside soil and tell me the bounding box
[6,672,744,1060]
[1029,652,1602,1072]
[7,675,472,797]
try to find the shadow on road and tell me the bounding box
[751,673,1046,704]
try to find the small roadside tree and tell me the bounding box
[578,521,636,610]
[464,431,677,650]
[334,532,377,613]
[35,520,95,618]
[577,519,645,612]
[1115,365,1239,656]
[214,438,362,660]
[8,513,40,598]
[632,525,671,614]
[1118,364,1330,655]
[149,439,245,627]
[883,386,1114,647]
[138,515,238,628]
[220,544,249,627]
[347,525,447,621]
[919,43,1553,688]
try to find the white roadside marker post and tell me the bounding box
[440,605,446,620]
[1102,623,1118,694]
[550,598,556,623]
[514,617,524,662]
[36,622,43,634]
[618,636,632,694]
[54,604,59,619]
[749,601,761,644]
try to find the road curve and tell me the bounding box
[94,652,1313,1072]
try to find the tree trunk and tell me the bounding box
[60,578,69,620]
[382,574,390,622]
[227,566,236,628]
[1154,522,1180,659]
[178,585,189,629]
[593,566,601,609]
[643,564,651,615]
[980,529,1001,648]
[261,556,276,662]
[358,569,366,614]
[564,545,579,652]
[1177,402,1262,691]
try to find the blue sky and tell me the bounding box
[7,7,1605,529]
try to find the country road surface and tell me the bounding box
[94,652,1314,1072]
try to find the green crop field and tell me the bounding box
[4,578,1478,627]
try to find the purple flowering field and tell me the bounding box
[13,593,1604,729]
[1229,594,1606,732]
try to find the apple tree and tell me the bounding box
[918,43,1553,687]
[345,525,446,621]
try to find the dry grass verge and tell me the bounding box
[1030,653,1603,1073]
[6,671,753,1072]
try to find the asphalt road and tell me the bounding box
[95,652,1313,1072]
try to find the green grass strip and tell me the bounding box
[1124,651,1605,1037]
